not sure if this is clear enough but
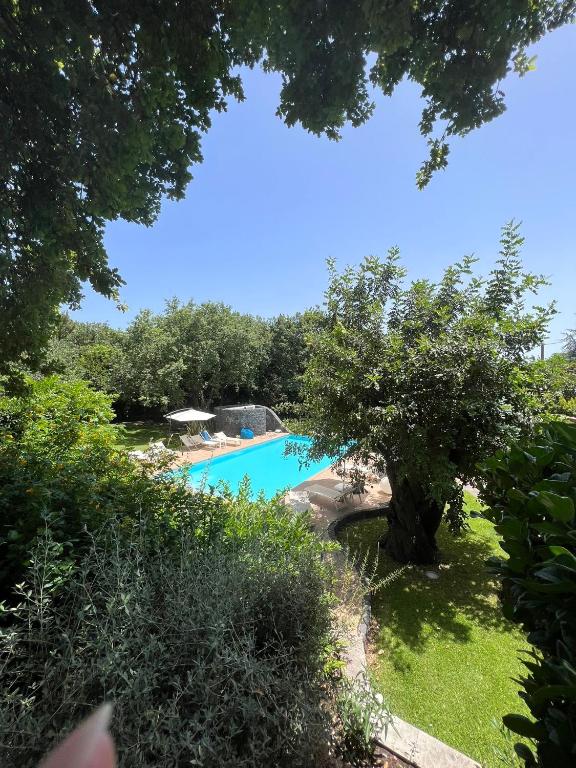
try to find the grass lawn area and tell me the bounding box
[114,421,173,451]
[340,493,530,768]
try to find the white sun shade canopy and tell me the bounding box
[165,408,215,423]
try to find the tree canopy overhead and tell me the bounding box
[2,1,574,365]
[299,223,554,564]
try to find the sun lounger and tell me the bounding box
[305,483,354,506]
[147,440,177,458]
[200,430,225,447]
[213,431,241,446]
[180,434,205,451]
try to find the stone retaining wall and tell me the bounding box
[214,405,267,437]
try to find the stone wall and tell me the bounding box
[214,405,267,437]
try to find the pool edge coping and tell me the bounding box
[175,432,288,470]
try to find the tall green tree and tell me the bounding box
[43,315,126,395]
[300,223,554,564]
[121,300,270,411]
[257,314,310,407]
[2,1,574,365]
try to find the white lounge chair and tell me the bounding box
[180,434,205,451]
[213,431,241,446]
[147,440,177,458]
[305,483,352,506]
[199,430,224,448]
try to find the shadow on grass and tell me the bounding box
[340,515,509,659]
[115,421,171,450]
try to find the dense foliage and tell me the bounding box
[256,314,313,407]
[299,223,553,563]
[0,375,202,594]
[525,354,576,418]
[0,494,341,767]
[0,375,368,767]
[43,316,126,395]
[43,305,310,416]
[481,421,576,768]
[3,1,574,366]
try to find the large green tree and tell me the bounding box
[300,223,554,564]
[2,1,574,366]
[120,300,270,411]
[43,314,126,394]
[257,313,311,407]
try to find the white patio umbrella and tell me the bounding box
[164,408,216,441]
[165,408,215,423]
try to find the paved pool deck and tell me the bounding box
[291,465,392,530]
[167,431,286,468]
[168,431,393,528]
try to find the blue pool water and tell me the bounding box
[180,435,332,498]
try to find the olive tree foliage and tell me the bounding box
[300,223,554,564]
[2,1,574,366]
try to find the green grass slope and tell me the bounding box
[340,494,529,768]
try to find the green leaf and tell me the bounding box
[544,546,576,567]
[536,492,574,523]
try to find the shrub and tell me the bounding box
[0,376,212,595]
[0,488,337,768]
[334,677,390,767]
[481,421,576,767]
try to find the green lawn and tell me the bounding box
[340,494,529,768]
[114,421,173,451]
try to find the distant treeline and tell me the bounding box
[42,300,315,419]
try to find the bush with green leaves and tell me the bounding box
[0,375,211,594]
[481,421,576,767]
[334,677,390,767]
[0,483,339,768]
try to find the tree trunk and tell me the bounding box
[381,465,444,564]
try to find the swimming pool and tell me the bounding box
[180,435,333,498]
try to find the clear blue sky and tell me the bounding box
[73,24,575,353]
